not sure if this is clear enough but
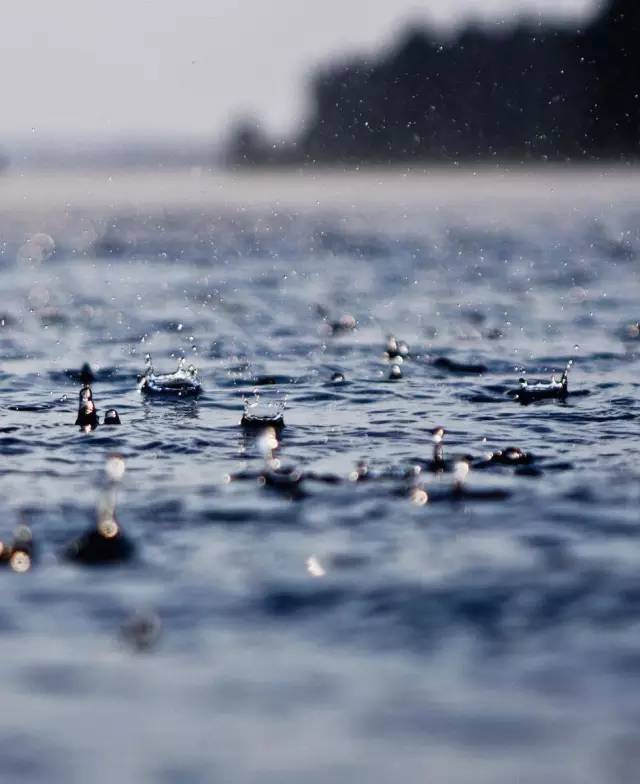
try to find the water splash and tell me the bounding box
[64,456,134,565]
[241,390,286,431]
[138,353,202,397]
[515,359,573,404]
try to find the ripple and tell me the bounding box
[0,175,639,783]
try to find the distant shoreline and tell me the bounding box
[1,164,639,216]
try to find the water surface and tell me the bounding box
[1,167,639,783]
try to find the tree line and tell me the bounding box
[226,0,639,165]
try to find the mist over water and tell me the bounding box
[0,168,639,783]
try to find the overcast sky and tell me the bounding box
[1,0,597,144]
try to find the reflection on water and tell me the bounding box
[0,169,639,783]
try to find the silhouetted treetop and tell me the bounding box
[226,0,639,165]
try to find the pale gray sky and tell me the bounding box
[1,0,596,143]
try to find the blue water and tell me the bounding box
[0,169,639,783]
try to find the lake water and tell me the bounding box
[0,166,639,783]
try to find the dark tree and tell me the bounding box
[224,0,640,165]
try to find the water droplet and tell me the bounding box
[453,461,469,486]
[17,233,55,264]
[306,556,326,577]
[10,551,31,573]
[410,488,428,506]
[105,455,126,483]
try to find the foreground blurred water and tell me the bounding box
[0,167,639,783]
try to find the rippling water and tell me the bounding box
[1,168,639,783]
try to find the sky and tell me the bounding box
[1,0,597,145]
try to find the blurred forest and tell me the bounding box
[226,0,639,165]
